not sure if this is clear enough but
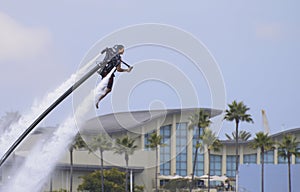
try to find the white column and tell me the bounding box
[204,145,209,175]
[292,154,296,164]
[274,146,278,164]
[222,145,227,175]
[157,120,161,188]
[257,148,261,164]
[240,145,244,165]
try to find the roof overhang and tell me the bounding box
[80,108,223,135]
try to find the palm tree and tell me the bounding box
[199,128,222,192]
[146,132,166,192]
[69,133,87,192]
[115,135,138,192]
[188,109,211,191]
[249,132,274,192]
[225,130,252,141]
[277,134,300,192]
[224,100,253,192]
[89,133,113,192]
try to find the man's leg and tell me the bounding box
[96,88,111,108]
[95,75,114,109]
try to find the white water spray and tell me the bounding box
[0,53,101,159]
[5,67,116,192]
[0,112,21,135]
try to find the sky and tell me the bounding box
[1,0,300,139]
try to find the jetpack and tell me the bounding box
[97,44,133,76]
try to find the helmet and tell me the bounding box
[113,44,124,52]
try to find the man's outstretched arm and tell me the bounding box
[116,63,132,72]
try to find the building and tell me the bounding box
[1,108,300,191]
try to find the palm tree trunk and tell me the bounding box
[100,149,104,192]
[190,127,202,192]
[208,149,211,192]
[190,143,198,192]
[235,120,239,192]
[125,153,129,192]
[155,147,158,192]
[70,149,73,192]
[288,155,291,192]
[261,149,264,192]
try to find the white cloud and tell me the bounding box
[0,12,51,61]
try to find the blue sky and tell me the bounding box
[1,1,300,138]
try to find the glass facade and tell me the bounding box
[277,148,288,164]
[226,155,236,177]
[193,128,204,176]
[262,150,274,164]
[296,156,300,164]
[176,123,187,176]
[144,130,155,151]
[244,154,257,164]
[157,120,299,180]
[296,143,300,164]
[160,125,171,175]
[210,155,222,176]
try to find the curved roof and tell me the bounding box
[221,127,300,144]
[80,108,223,135]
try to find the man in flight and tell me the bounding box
[95,45,132,108]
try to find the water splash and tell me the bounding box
[0,112,21,135]
[5,67,116,192]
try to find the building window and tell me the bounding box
[193,128,204,176]
[278,156,288,164]
[226,155,236,177]
[277,148,288,164]
[296,143,300,164]
[244,154,257,164]
[176,123,187,176]
[210,155,222,176]
[160,125,171,175]
[160,179,169,187]
[144,130,155,151]
[261,150,274,164]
